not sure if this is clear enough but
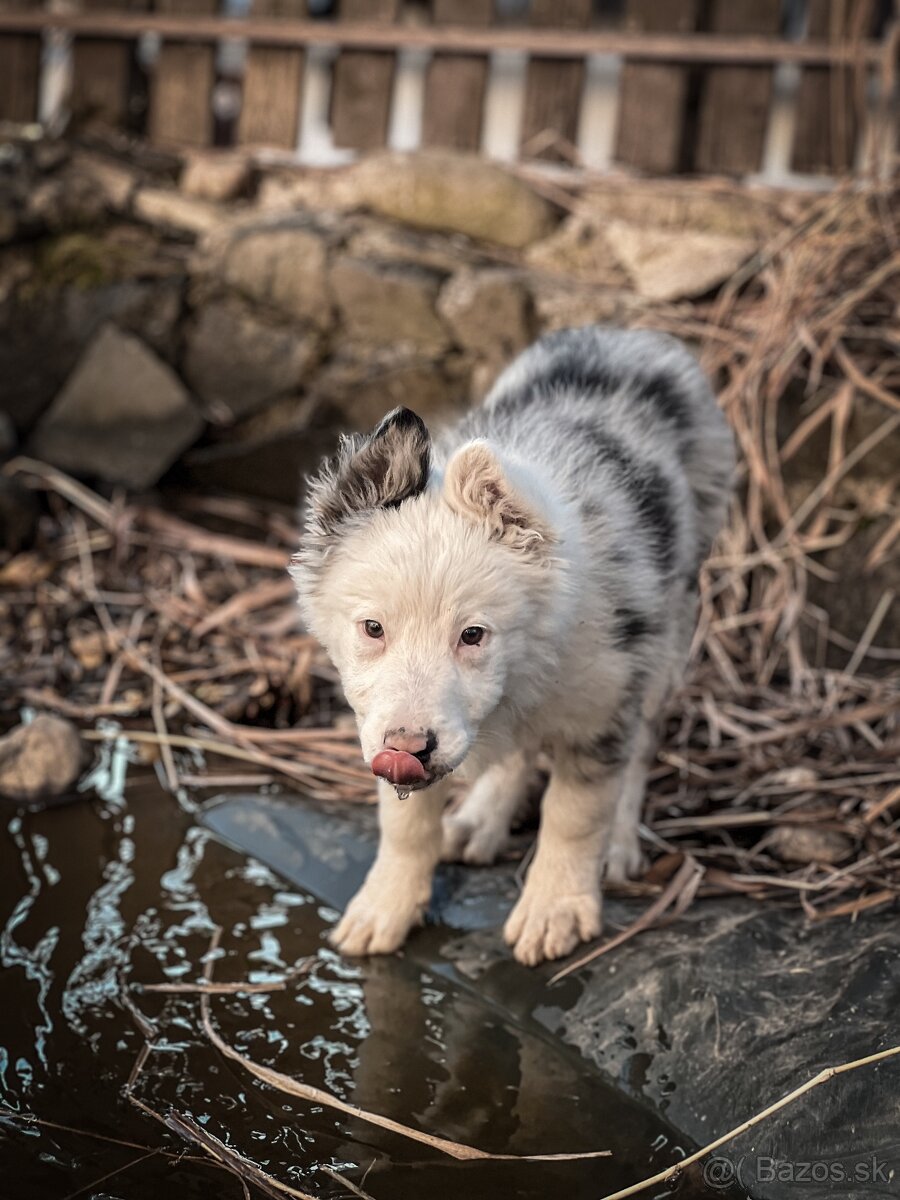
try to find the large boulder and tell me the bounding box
[339,152,558,249]
[605,220,755,302]
[437,269,533,359]
[0,272,184,438]
[330,256,450,352]
[29,324,203,488]
[217,219,331,328]
[180,151,253,203]
[184,296,321,423]
[70,150,136,212]
[133,187,221,236]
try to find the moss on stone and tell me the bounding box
[33,232,135,291]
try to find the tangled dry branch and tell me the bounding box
[2,178,898,931]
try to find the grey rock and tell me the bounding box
[184,296,320,423]
[180,151,253,203]
[527,214,628,285]
[213,220,331,328]
[341,152,558,248]
[330,256,450,351]
[202,792,900,1200]
[0,277,185,436]
[605,220,755,302]
[69,151,136,212]
[134,187,221,236]
[29,324,203,488]
[437,269,533,359]
[767,824,853,865]
[0,715,83,803]
[21,159,108,233]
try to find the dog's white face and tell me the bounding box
[292,409,562,790]
[311,502,531,784]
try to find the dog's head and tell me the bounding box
[290,407,565,790]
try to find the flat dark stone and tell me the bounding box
[202,791,900,1200]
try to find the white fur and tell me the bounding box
[292,326,734,965]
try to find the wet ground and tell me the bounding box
[0,736,742,1200]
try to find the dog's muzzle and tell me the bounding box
[371,749,427,786]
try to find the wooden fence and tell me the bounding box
[0,0,896,177]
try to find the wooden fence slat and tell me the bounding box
[694,0,781,175]
[421,0,492,152]
[0,1,42,124]
[330,0,399,152]
[70,0,141,134]
[615,0,700,174]
[148,0,217,148]
[520,0,592,162]
[238,0,306,149]
[71,39,132,131]
[0,34,40,122]
[792,0,872,175]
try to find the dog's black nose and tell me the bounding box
[383,729,437,765]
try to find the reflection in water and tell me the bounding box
[3,816,58,1074]
[0,753,724,1198]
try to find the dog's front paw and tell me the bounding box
[330,870,429,956]
[441,811,507,865]
[503,886,601,966]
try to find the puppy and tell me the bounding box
[290,326,734,965]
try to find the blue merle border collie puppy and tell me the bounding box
[290,326,734,965]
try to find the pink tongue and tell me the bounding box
[371,749,427,786]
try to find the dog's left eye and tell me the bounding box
[364,620,384,639]
[459,626,484,647]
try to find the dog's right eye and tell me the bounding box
[363,620,384,639]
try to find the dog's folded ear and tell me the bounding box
[305,406,431,541]
[443,440,555,555]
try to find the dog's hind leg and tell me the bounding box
[604,720,654,883]
[442,747,532,865]
[605,622,690,883]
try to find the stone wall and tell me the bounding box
[1,136,779,504]
[2,133,897,652]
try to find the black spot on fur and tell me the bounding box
[570,683,647,776]
[634,372,692,431]
[568,421,632,472]
[490,385,532,420]
[625,463,676,573]
[529,360,624,400]
[612,606,656,647]
[590,727,632,767]
[567,420,677,572]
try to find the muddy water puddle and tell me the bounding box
[1,747,736,1198]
